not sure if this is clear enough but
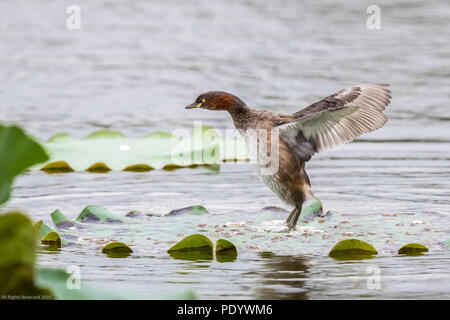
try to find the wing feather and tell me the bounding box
[278,84,391,159]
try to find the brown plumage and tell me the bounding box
[186,84,392,230]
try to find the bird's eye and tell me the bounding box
[201,98,206,103]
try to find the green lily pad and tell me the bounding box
[37,221,68,246]
[445,239,450,248]
[86,129,126,139]
[168,234,214,252]
[0,212,54,298]
[37,221,55,239]
[41,231,62,247]
[261,206,289,214]
[398,243,429,255]
[0,125,49,204]
[167,205,209,216]
[126,210,143,218]
[36,268,195,300]
[35,126,249,172]
[300,197,324,221]
[168,234,214,261]
[123,164,154,172]
[102,242,133,258]
[34,220,43,235]
[215,239,238,262]
[47,132,72,143]
[215,239,237,253]
[329,239,378,260]
[86,162,111,173]
[51,209,76,229]
[76,205,124,223]
[40,161,74,173]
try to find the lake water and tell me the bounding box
[1,0,449,299]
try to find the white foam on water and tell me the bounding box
[257,219,325,235]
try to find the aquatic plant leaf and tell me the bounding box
[36,268,195,300]
[34,220,43,235]
[86,162,112,173]
[215,239,237,253]
[102,242,133,257]
[36,268,132,299]
[76,205,125,223]
[398,243,429,255]
[445,239,450,248]
[167,205,209,216]
[215,239,238,262]
[168,234,214,254]
[36,127,249,172]
[102,241,133,253]
[329,239,378,260]
[126,210,143,218]
[300,198,324,221]
[123,164,154,172]
[40,161,74,173]
[37,221,54,239]
[0,125,49,204]
[51,209,77,229]
[168,234,214,261]
[261,206,289,214]
[86,129,126,139]
[47,132,72,143]
[41,231,62,247]
[0,212,54,298]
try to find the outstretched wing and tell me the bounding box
[278,84,391,161]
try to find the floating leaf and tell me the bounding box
[76,205,124,223]
[86,129,126,139]
[0,125,49,204]
[36,268,195,300]
[35,127,249,172]
[102,242,133,258]
[300,198,324,221]
[126,210,143,218]
[215,239,237,253]
[215,239,238,262]
[40,161,74,173]
[168,234,214,261]
[261,206,289,214]
[167,205,209,216]
[37,221,55,239]
[51,209,76,229]
[34,220,43,235]
[398,243,429,255]
[123,164,154,172]
[0,212,54,298]
[41,231,62,247]
[168,234,213,252]
[329,239,378,260]
[445,239,450,248]
[86,162,111,173]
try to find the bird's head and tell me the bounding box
[185,91,246,112]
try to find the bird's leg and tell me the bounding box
[286,207,297,225]
[286,205,303,231]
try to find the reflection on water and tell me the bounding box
[255,252,309,300]
[169,250,214,262]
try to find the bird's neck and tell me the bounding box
[229,105,252,132]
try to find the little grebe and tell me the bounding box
[186,84,392,230]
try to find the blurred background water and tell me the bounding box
[1,0,449,299]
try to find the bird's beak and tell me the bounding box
[185,102,202,109]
